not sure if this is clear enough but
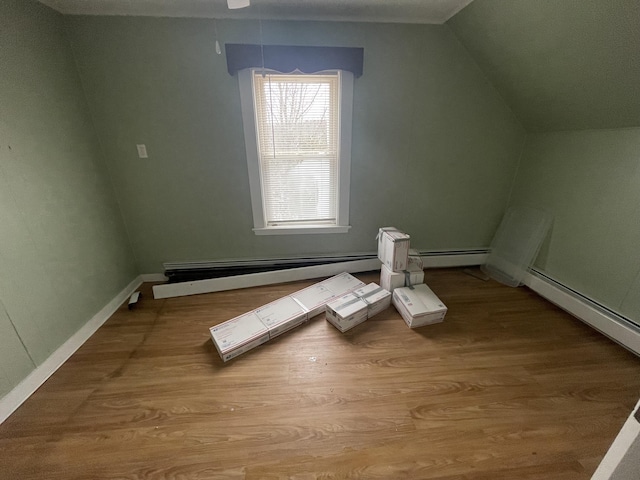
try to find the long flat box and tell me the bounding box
[254,296,307,339]
[392,283,447,328]
[377,227,410,272]
[325,293,368,332]
[210,272,365,361]
[321,272,367,297]
[380,263,424,292]
[353,283,392,317]
[210,312,270,362]
[292,272,365,318]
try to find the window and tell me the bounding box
[239,68,353,235]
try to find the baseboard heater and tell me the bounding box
[163,253,379,283]
[525,269,640,356]
[163,249,490,283]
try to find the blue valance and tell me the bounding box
[225,44,364,77]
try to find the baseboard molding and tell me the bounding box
[591,399,640,479]
[523,271,640,356]
[152,251,488,299]
[422,252,488,268]
[140,273,168,282]
[153,258,381,299]
[0,275,143,425]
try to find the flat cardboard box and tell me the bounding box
[210,312,270,362]
[325,293,368,332]
[321,272,367,297]
[353,283,392,317]
[380,263,424,292]
[377,227,410,272]
[291,283,338,318]
[254,296,308,339]
[392,283,447,328]
[292,272,365,318]
[209,272,365,361]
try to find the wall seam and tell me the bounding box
[444,22,527,135]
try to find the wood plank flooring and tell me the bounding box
[1,268,639,479]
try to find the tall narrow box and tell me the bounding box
[325,293,368,332]
[377,227,410,272]
[353,283,392,317]
[254,296,307,339]
[392,283,447,328]
[210,312,270,362]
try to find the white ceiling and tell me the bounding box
[37,0,475,24]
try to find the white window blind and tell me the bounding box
[253,71,340,226]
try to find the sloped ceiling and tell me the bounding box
[38,0,474,24]
[448,0,640,132]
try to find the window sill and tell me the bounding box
[253,225,351,236]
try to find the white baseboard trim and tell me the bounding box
[140,273,168,282]
[523,271,640,356]
[0,275,143,425]
[153,251,488,299]
[422,252,488,268]
[153,258,381,299]
[591,399,640,479]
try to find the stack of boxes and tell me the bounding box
[210,272,365,362]
[209,227,450,363]
[377,226,448,329]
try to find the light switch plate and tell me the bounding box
[136,144,148,158]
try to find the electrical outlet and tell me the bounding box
[136,144,148,158]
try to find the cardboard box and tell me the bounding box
[210,312,270,362]
[291,283,338,318]
[392,283,447,328]
[377,227,410,272]
[380,263,424,292]
[325,293,368,332]
[254,296,308,339]
[292,272,365,318]
[408,249,424,270]
[353,283,392,317]
[209,272,365,361]
[321,272,367,297]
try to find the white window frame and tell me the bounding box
[238,68,353,236]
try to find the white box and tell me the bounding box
[408,249,424,270]
[321,272,367,297]
[254,296,308,339]
[325,293,368,332]
[210,312,270,362]
[291,283,338,318]
[377,227,410,272]
[292,272,365,318]
[353,283,392,317]
[392,283,447,329]
[380,263,424,292]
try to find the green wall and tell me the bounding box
[66,16,525,273]
[0,0,137,398]
[448,0,640,323]
[449,0,640,132]
[509,128,640,321]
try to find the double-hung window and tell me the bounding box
[239,68,353,235]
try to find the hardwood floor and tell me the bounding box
[1,268,639,479]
